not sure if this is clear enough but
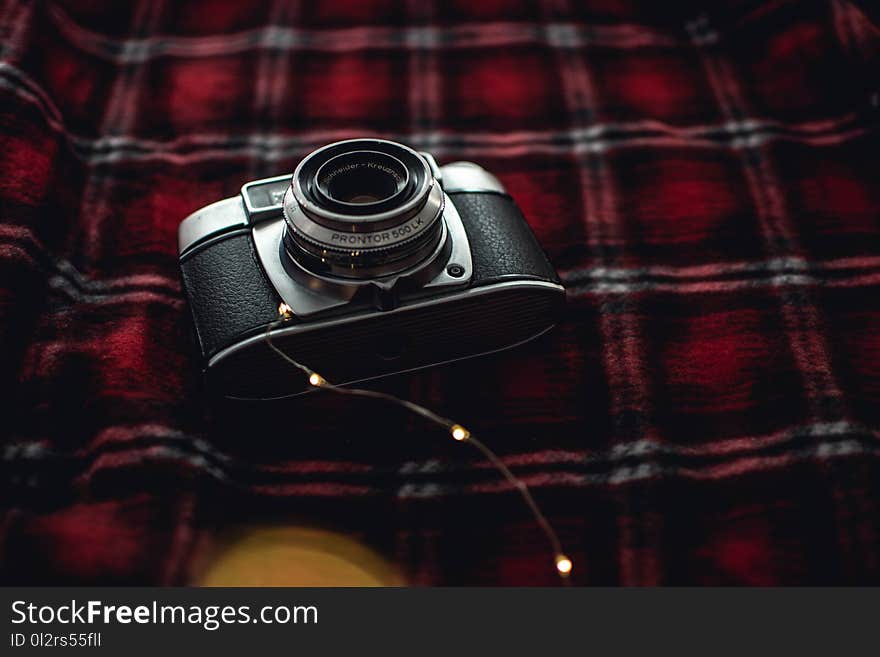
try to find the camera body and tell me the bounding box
[178,139,564,398]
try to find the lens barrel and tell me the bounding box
[282,139,445,279]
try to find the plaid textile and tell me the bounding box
[1,0,879,586]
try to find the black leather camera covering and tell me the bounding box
[447,191,559,286]
[180,191,560,362]
[180,232,281,359]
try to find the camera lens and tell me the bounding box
[282,139,445,279]
[316,151,408,206]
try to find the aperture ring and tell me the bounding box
[282,182,444,254]
[283,218,445,276]
[285,215,442,260]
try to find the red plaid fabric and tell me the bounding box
[1,0,879,585]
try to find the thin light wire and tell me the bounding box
[227,315,572,583]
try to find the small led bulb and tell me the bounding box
[278,302,294,319]
[450,424,470,442]
[308,372,325,387]
[555,554,573,576]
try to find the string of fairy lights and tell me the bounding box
[232,302,573,583]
